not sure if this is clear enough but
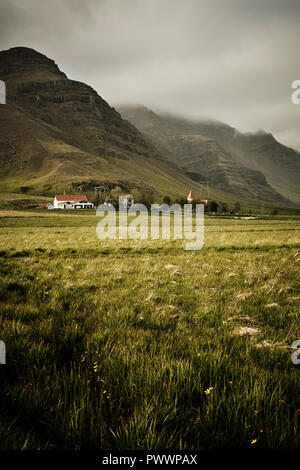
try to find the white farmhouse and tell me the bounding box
[53,194,94,209]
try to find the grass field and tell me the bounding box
[0,210,299,450]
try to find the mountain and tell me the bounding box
[0,47,298,209]
[218,131,300,207]
[0,47,220,200]
[118,105,300,207]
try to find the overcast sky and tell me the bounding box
[1,0,300,150]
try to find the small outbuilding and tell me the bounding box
[187,190,194,203]
[43,202,54,210]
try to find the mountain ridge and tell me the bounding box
[0,47,298,208]
[0,47,213,200]
[118,105,300,207]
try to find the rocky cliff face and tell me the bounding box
[1,47,200,198]
[226,132,300,206]
[0,46,66,80]
[1,47,298,207]
[118,105,299,207]
[0,47,146,154]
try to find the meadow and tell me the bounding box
[0,210,299,450]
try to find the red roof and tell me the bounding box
[187,190,194,200]
[55,194,88,202]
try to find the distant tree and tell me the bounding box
[93,191,100,207]
[110,186,123,200]
[109,186,123,209]
[208,200,218,212]
[162,195,171,205]
[132,189,142,203]
[233,202,241,213]
[139,190,154,209]
[174,197,187,207]
[181,197,187,206]
[220,202,229,213]
[192,199,199,211]
[271,208,278,216]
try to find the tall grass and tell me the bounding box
[0,214,299,449]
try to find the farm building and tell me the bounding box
[53,194,94,209]
[187,190,194,203]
